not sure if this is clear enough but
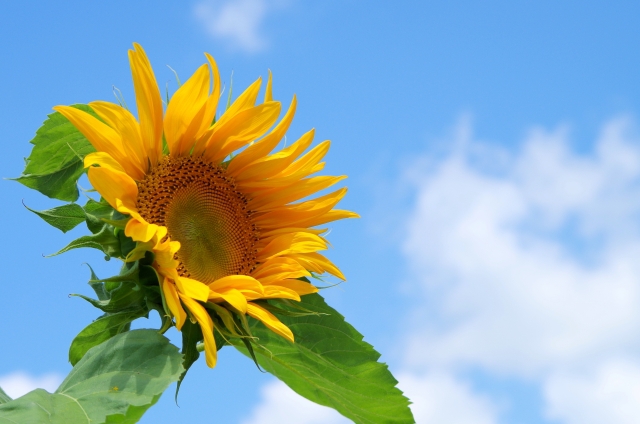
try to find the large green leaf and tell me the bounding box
[0,388,10,405]
[0,330,183,424]
[69,310,147,366]
[232,294,414,424]
[15,105,96,202]
[24,202,86,233]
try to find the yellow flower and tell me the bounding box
[54,43,357,368]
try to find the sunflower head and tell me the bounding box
[53,43,357,368]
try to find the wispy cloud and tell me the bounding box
[0,371,63,399]
[194,0,284,53]
[399,115,640,422]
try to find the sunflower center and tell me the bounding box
[136,156,258,283]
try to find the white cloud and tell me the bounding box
[400,115,640,422]
[397,372,498,424]
[194,0,278,52]
[240,380,349,424]
[544,359,640,424]
[0,371,63,399]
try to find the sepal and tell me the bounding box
[47,224,122,260]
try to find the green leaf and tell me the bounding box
[0,330,183,424]
[48,225,121,259]
[232,294,414,424]
[24,202,86,233]
[14,105,97,202]
[69,310,147,366]
[0,388,11,405]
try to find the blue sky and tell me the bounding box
[2,1,640,423]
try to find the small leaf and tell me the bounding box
[48,224,121,258]
[0,388,11,405]
[14,105,97,202]
[231,294,414,424]
[73,282,146,314]
[24,202,86,233]
[0,330,183,424]
[69,309,147,366]
[84,263,109,301]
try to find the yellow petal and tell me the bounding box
[213,77,262,129]
[153,239,181,270]
[162,278,186,330]
[247,303,294,342]
[175,277,210,302]
[261,285,301,301]
[89,101,146,179]
[265,70,273,103]
[209,288,248,314]
[277,140,331,178]
[128,43,163,166]
[86,166,138,211]
[180,295,218,368]
[203,102,282,163]
[234,129,314,182]
[165,64,210,155]
[257,269,310,285]
[84,151,126,174]
[293,209,360,229]
[253,188,348,229]
[258,232,327,260]
[200,53,222,135]
[208,275,263,293]
[252,257,311,281]
[290,252,346,280]
[250,176,347,211]
[226,95,297,176]
[53,105,130,169]
[268,280,319,296]
[125,219,158,243]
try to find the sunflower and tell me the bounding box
[53,44,357,368]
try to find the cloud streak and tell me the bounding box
[194,0,275,53]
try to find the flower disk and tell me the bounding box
[53,43,358,368]
[137,156,258,283]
